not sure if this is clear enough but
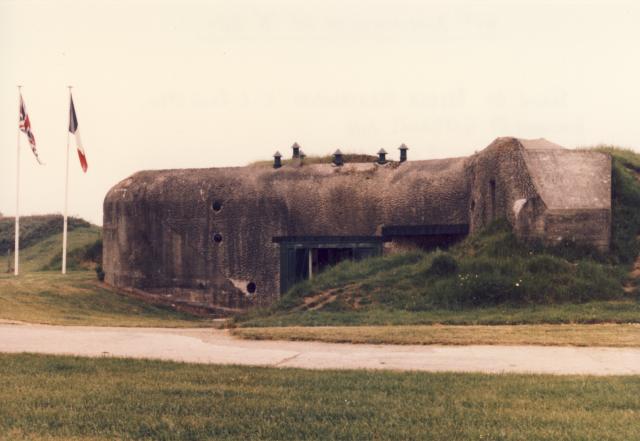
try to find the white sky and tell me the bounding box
[2,0,640,225]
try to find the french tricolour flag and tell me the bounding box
[69,94,88,172]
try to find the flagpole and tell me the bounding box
[62,86,71,275]
[15,86,22,277]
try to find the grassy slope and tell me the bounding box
[17,226,101,272]
[0,215,91,255]
[237,242,639,327]
[1,354,639,441]
[232,323,640,347]
[596,146,640,263]
[237,148,640,328]
[0,272,211,327]
[0,215,102,273]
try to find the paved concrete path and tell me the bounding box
[1,323,639,375]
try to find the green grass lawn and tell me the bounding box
[0,354,639,441]
[232,323,640,347]
[236,300,640,327]
[0,272,212,327]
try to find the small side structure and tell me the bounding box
[103,137,611,313]
[468,137,611,250]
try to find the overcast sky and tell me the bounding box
[2,0,640,225]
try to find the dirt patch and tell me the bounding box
[294,290,339,311]
[294,284,372,311]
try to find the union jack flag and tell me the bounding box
[19,94,42,164]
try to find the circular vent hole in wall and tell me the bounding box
[246,282,257,294]
[213,233,223,243]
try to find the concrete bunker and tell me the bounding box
[103,137,611,314]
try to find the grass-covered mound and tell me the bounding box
[40,235,102,272]
[596,146,640,264]
[0,214,91,255]
[276,222,626,313]
[237,147,640,326]
[0,215,102,273]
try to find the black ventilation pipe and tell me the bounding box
[333,149,344,166]
[377,148,387,164]
[292,142,301,158]
[399,143,408,162]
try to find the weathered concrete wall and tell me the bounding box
[542,209,611,250]
[467,137,540,232]
[103,136,612,311]
[522,148,611,211]
[518,141,611,250]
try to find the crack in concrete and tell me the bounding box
[274,352,301,367]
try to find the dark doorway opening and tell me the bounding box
[314,248,352,273]
[291,248,354,283]
[274,236,383,294]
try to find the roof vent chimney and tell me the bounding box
[273,151,282,169]
[292,142,301,158]
[399,143,408,162]
[377,148,388,164]
[332,149,344,166]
